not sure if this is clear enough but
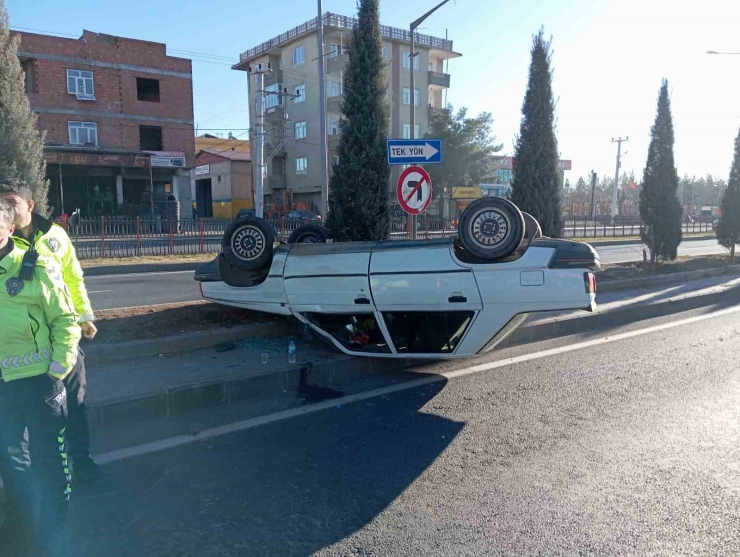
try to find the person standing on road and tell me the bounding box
[0,178,98,480]
[0,198,80,555]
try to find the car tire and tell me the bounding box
[458,197,525,261]
[288,224,330,244]
[222,217,275,270]
[521,212,543,241]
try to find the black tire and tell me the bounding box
[458,197,525,261]
[222,217,275,270]
[521,212,543,241]
[288,224,330,244]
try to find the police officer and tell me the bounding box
[0,198,80,556]
[0,178,97,480]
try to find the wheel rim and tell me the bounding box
[469,208,510,249]
[297,233,322,244]
[231,225,266,261]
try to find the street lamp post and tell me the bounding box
[409,0,451,239]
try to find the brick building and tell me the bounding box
[16,29,195,217]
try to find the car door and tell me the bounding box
[284,248,393,355]
[369,245,483,356]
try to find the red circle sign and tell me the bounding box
[397,165,433,215]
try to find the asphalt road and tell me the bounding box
[47,303,740,556]
[87,238,725,311]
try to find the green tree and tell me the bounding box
[326,0,389,241]
[424,107,502,202]
[717,127,740,262]
[510,28,562,237]
[639,79,682,266]
[0,0,49,215]
[575,177,588,204]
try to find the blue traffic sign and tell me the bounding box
[387,139,442,165]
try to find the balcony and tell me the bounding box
[328,134,341,149]
[428,71,450,89]
[327,53,349,74]
[263,69,283,85]
[428,105,443,119]
[268,175,285,189]
[327,95,343,113]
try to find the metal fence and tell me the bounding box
[61,215,715,259]
[560,217,715,239]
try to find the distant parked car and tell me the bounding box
[283,210,321,222]
[235,209,256,220]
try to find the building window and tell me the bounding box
[382,47,389,60]
[66,69,94,96]
[21,59,34,94]
[136,77,160,102]
[328,81,342,97]
[402,88,411,105]
[329,117,340,136]
[402,51,419,71]
[68,121,97,145]
[294,83,305,103]
[293,45,305,66]
[139,126,163,151]
[332,155,340,166]
[330,43,343,57]
[295,121,307,139]
[296,157,308,175]
[401,124,421,139]
[265,83,283,109]
[414,88,420,106]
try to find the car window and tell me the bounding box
[382,312,474,354]
[304,313,391,354]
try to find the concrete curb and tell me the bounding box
[83,320,299,366]
[86,283,740,452]
[598,265,740,293]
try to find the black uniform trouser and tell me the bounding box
[63,349,90,463]
[0,374,71,556]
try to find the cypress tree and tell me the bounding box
[510,28,562,237]
[639,79,682,265]
[716,126,740,262]
[0,0,50,215]
[326,0,390,241]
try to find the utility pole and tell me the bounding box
[409,0,451,239]
[611,136,628,218]
[253,69,267,218]
[589,170,597,219]
[317,2,329,218]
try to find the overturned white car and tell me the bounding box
[195,198,599,359]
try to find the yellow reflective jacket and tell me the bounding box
[13,213,94,323]
[0,240,81,382]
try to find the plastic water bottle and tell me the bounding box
[288,341,296,364]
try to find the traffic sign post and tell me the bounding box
[397,165,433,216]
[387,139,442,165]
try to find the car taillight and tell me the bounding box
[584,272,596,294]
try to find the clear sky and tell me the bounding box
[7,0,740,183]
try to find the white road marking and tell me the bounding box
[88,290,113,294]
[98,300,205,313]
[85,270,196,280]
[94,303,740,465]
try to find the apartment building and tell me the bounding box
[233,12,460,215]
[16,30,194,217]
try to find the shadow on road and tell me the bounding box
[63,378,461,557]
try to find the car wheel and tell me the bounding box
[521,212,543,241]
[288,224,330,244]
[222,217,275,270]
[458,197,525,260]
